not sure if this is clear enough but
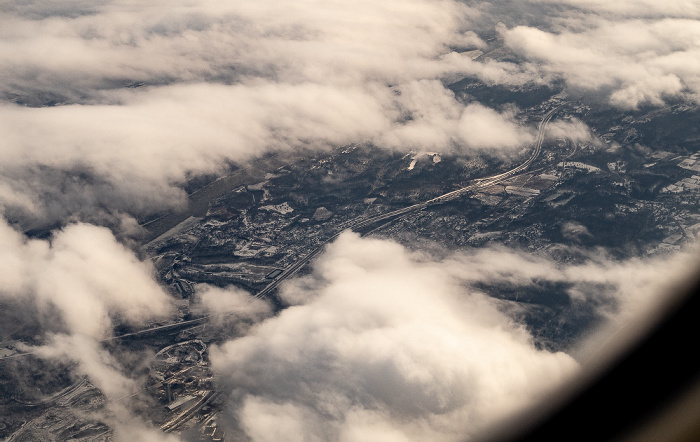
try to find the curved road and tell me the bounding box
[11,104,558,343]
[253,105,562,299]
[1,105,563,440]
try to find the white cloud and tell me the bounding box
[0,78,536,226]
[380,82,534,152]
[0,0,478,94]
[2,0,699,225]
[0,0,545,227]
[502,17,700,108]
[0,218,173,338]
[1,1,697,440]
[192,284,272,326]
[457,103,534,149]
[211,232,578,441]
[32,333,134,398]
[1,216,179,440]
[208,233,698,441]
[545,117,592,142]
[526,0,700,18]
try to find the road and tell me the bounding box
[117,105,563,335]
[141,152,292,242]
[253,105,562,299]
[160,390,217,432]
[0,105,561,346]
[2,106,563,440]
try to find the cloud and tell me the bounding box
[0,79,534,227]
[501,15,700,108]
[0,82,391,225]
[0,0,544,229]
[0,0,478,99]
[191,284,272,326]
[560,221,592,242]
[208,233,698,441]
[2,0,700,228]
[526,0,700,18]
[31,334,135,399]
[381,83,535,152]
[2,1,699,439]
[457,103,534,149]
[0,0,111,19]
[211,232,578,441]
[545,117,592,142]
[0,217,180,440]
[1,217,179,439]
[441,244,697,327]
[3,229,692,440]
[0,218,173,338]
[0,81,388,227]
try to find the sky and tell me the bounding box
[1,0,700,440]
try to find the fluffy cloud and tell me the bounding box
[526,0,700,18]
[3,0,700,227]
[31,334,136,402]
[381,83,536,152]
[191,284,272,326]
[0,0,479,99]
[0,82,390,225]
[0,218,172,338]
[0,80,535,227]
[500,9,700,108]
[1,218,179,439]
[209,233,697,441]
[544,117,592,143]
[456,103,534,149]
[2,1,697,439]
[0,0,540,228]
[438,245,697,328]
[211,232,578,441]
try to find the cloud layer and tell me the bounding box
[3,1,700,440]
[209,232,697,441]
[0,0,539,228]
[503,19,700,108]
[29,333,182,442]
[211,233,577,441]
[0,218,172,338]
[3,0,700,226]
[1,218,178,440]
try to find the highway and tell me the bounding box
[160,390,217,432]
[1,105,563,439]
[253,105,562,299]
[0,105,562,347]
[114,104,562,336]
